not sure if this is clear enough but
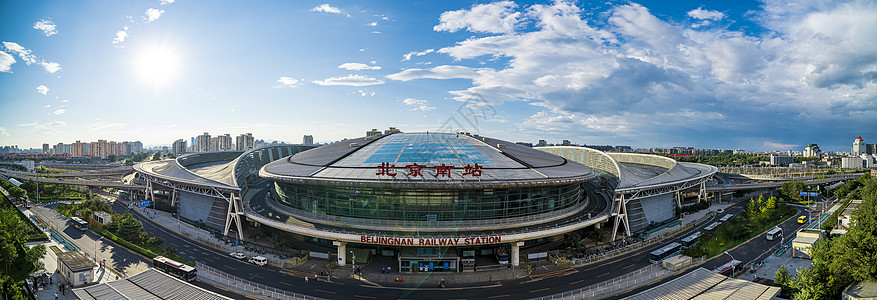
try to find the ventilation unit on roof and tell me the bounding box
[349,143,359,148]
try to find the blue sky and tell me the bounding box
[0,0,874,152]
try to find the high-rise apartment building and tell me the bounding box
[770,154,793,166]
[217,134,233,151]
[303,135,314,146]
[72,140,83,156]
[172,139,187,155]
[853,136,867,156]
[42,143,49,154]
[196,132,211,152]
[236,133,255,151]
[803,144,821,157]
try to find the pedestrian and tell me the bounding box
[305,276,309,283]
[54,292,58,300]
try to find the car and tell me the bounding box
[798,216,808,224]
[230,252,247,260]
[716,208,724,213]
[249,256,267,267]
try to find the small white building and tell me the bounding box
[56,251,97,287]
[92,211,112,225]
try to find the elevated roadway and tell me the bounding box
[706,173,863,192]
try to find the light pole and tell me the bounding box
[350,250,355,270]
[724,251,734,262]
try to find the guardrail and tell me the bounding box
[529,257,705,299]
[197,262,327,300]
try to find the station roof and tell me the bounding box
[261,132,594,188]
[56,251,97,272]
[624,267,779,300]
[72,269,231,300]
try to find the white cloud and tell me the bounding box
[61,99,69,103]
[160,0,175,5]
[403,98,436,111]
[367,22,377,27]
[145,8,164,22]
[2,42,61,73]
[434,1,521,34]
[113,27,129,47]
[687,8,725,21]
[90,122,126,131]
[338,62,381,70]
[386,65,485,81]
[401,0,877,146]
[312,4,349,17]
[53,109,66,115]
[0,51,15,72]
[36,85,49,95]
[33,19,58,36]
[40,61,61,73]
[16,121,67,132]
[763,142,798,151]
[277,76,300,87]
[0,127,8,137]
[313,74,384,86]
[402,49,434,61]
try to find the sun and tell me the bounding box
[133,46,181,88]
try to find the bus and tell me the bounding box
[69,217,88,231]
[719,214,733,222]
[648,242,682,264]
[153,256,197,281]
[496,247,510,265]
[680,232,701,247]
[766,227,783,241]
[714,259,742,276]
[704,222,721,232]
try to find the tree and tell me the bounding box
[151,153,161,161]
[7,186,26,201]
[775,264,794,297]
[781,180,805,201]
[0,208,47,298]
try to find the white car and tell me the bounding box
[249,256,267,267]
[230,252,247,260]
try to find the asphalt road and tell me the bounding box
[107,189,818,300]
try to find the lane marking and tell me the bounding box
[314,289,336,294]
[623,264,635,269]
[279,281,294,287]
[354,295,377,299]
[569,279,584,285]
[223,265,236,271]
[597,272,610,277]
[488,294,510,299]
[530,288,550,293]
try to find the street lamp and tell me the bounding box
[350,250,355,270]
[724,251,734,262]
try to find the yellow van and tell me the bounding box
[798,216,807,224]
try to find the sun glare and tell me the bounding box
[134,46,181,88]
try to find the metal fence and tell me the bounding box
[529,257,705,300]
[197,262,327,300]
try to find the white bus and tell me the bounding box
[766,227,783,241]
[649,242,682,264]
[719,214,733,222]
[704,222,721,232]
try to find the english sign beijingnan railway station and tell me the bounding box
[359,235,503,246]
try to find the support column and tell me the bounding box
[333,241,347,266]
[675,190,682,208]
[511,241,524,267]
[170,188,177,207]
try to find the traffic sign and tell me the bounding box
[800,192,809,196]
[140,200,151,207]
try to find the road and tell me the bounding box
[113,190,815,300]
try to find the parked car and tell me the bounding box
[230,252,247,260]
[249,256,267,267]
[716,208,724,213]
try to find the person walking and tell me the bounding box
[305,276,309,283]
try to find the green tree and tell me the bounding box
[151,153,161,161]
[0,208,47,299]
[775,264,794,297]
[7,186,26,201]
[781,180,805,200]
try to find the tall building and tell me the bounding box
[366,129,381,137]
[536,140,547,147]
[217,134,233,151]
[196,132,211,152]
[303,135,314,146]
[842,157,864,169]
[803,144,821,157]
[172,139,187,155]
[72,140,83,156]
[770,154,793,166]
[853,136,866,156]
[236,133,255,151]
[42,143,49,154]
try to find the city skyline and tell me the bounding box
[1,0,875,151]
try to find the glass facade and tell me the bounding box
[273,182,582,222]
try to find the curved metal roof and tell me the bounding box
[261,132,595,189]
